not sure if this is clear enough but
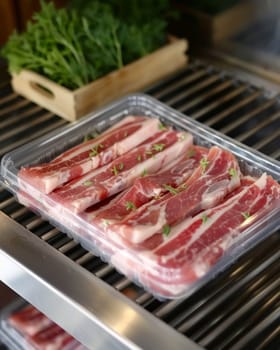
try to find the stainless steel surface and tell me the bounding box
[0,212,199,350]
[0,61,279,350]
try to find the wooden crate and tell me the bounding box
[11,37,188,121]
[174,1,264,44]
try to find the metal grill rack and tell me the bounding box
[0,61,279,350]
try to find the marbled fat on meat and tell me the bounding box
[110,146,241,245]
[8,305,52,337]
[82,146,208,224]
[114,173,280,296]
[18,116,159,194]
[50,129,193,213]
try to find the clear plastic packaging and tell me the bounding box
[1,93,280,299]
[0,299,85,350]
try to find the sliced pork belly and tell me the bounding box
[50,129,193,213]
[8,305,52,337]
[82,146,208,224]
[110,146,241,245]
[112,173,280,296]
[27,323,78,350]
[19,116,160,194]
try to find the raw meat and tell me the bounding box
[18,116,160,194]
[109,146,241,246]
[8,305,52,336]
[8,304,85,350]
[112,173,280,296]
[83,146,208,224]
[27,323,77,350]
[50,129,193,213]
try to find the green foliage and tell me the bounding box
[2,0,171,90]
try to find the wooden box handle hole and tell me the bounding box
[30,81,55,99]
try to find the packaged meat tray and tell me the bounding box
[1,93,280,299]
[0,299,87,350]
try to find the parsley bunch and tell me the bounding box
[2,0,171,90]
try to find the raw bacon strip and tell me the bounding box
[19,116,160,194]
[50,130,193,213]
[112,173,280,296]
[27,323,77,350]
[153,174,280,268]
[8,305,52,337]
[110,146,241,245]
[83,146,208,224]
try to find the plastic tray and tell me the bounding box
[0,299,84,350]
[1,93,280,299]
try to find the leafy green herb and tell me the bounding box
[163,184,179,195]
[102,219,110,227]
[242,212,251,220]
[162,224,171,236]
[153,143,165,152]
[83,129,99,142]
[111,165,118,176]
[118,163,124,170]
[141,169,148,177]
[83,180,93,186]
[125,201,136,211]
[200,158,209,173]
[229,168,237,177]
[179,184,187,191]
[201,213,208,224]
[2,0,171,90]
[158,122,167,130]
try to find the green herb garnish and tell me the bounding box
[229,168,237,177]
[163,184,179,195]
[84,129,100,142]
[201,213,208,224]
[158,122,167,130]
[153,143,165,152]
[125,201,136,211]
[141,169,148,177]
[112,165,118,176]
[83,180,93,186]
[118,163,124,171]
[102,219,110,227]
[162,224,171,236]
[200,158,209,173]
[242,212,251,220]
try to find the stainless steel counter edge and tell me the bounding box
[0,212,202,350]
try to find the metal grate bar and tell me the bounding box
[0,118,66,157]
[205,90,263,127]
[0,112,56,143]
[0,99,31,117]
[236,110,280,142]
[164,74,222,106]
[173,80,233,113]
[0,104,43,129]
[220,98,278,134]
[152,66,209,100]
[251,129,280,150]
[189,85,249,119]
